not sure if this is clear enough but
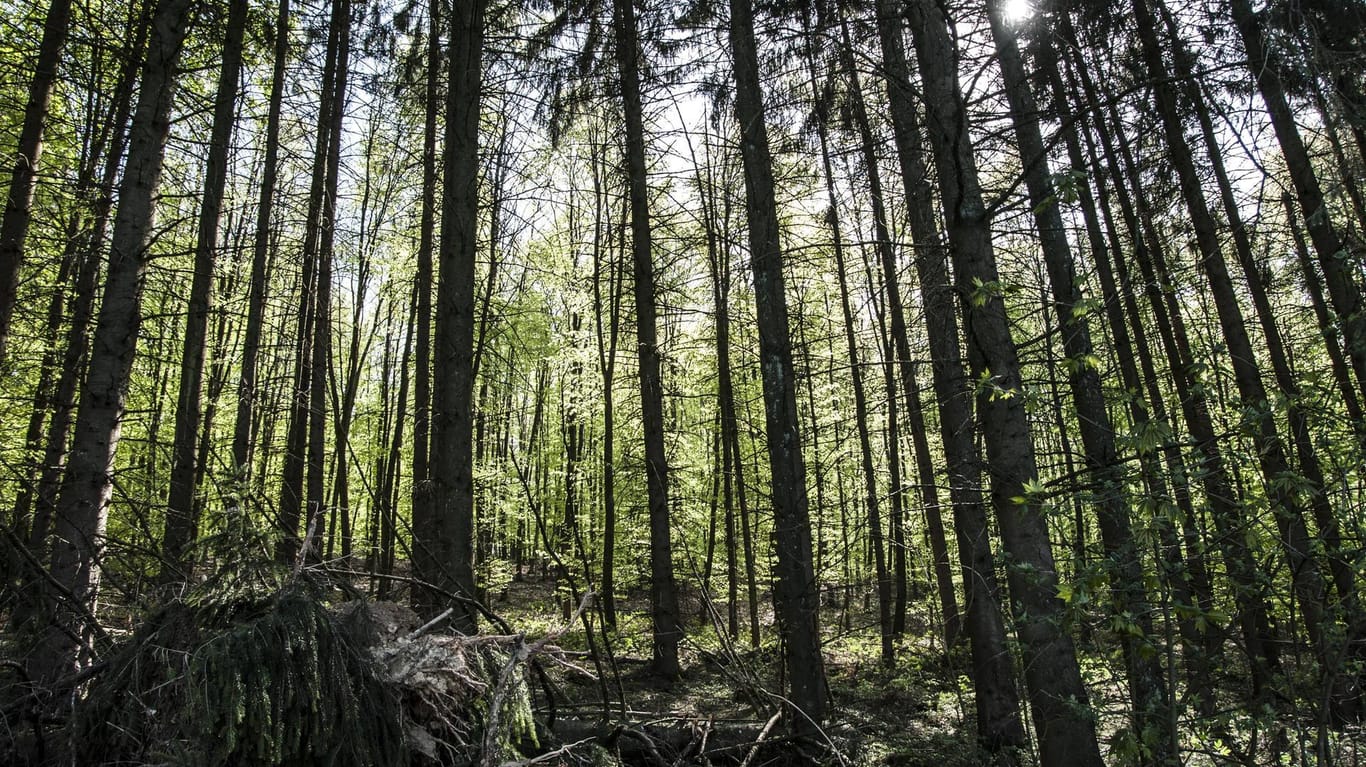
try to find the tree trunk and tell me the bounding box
[426,0,485,630]
[410,0,440,616]
[727,0,827,727]
[800,19,893,664]
[161,0,248,583]
[231,0,291,479]
[906,3,1103,764]
[1132,0,1332,701]
[277,0,343,563]
[611,0,680,680]
[591,137,623,629]
[32,0,195,686]
[1042,44,1210,701]
[0,0,74,363]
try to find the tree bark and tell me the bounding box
[0,0,74,364]
[727,0,827,728]
[906,3,1103,763]
[611,0,681,680]
[230,0,291,479]
[161,0,249,583]
[33,0,195,686]
[426,0,485,630]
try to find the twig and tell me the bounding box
[407,607,454,640]
[737,710,782,767]
[291,513,318,576]
[756,690,850,767]
[497,736,596,767]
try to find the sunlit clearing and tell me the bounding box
[1002,0,1034,22]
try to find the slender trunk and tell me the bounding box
[11,2,148,546]
[161,0,248,582]
[410,0,440,615]
[833,17,943,640]
[591,138,623,629]
[1043,46,1208,702]
[1081,23,1281,693]
[1284,192,1365,429]
[0,0,74,363]
[231,0,291,477]
[728,0,827,726]
[305,0,351,562]
[1133,0,1331,695]
[1161,8,1364,666]
[277,1,342,563]
[426,0,485,629]
[801,21,893,663]
[611,0,680,679]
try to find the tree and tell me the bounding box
[0,0,74,364]
[30,0,197,686]
[161,0,250,583]
[610,0,682,680]
[906,1,1104,763]
[727,0,827,729]
[425,0,486,630]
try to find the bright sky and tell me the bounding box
[1002,0,1033,22]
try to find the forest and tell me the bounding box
[1,0,1365,763]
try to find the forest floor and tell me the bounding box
[8,562,1365,765]
[481,574,1000,766]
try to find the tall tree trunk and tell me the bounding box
[32,0,196,686]
[611,0,680,680]
[1059,20,1230,686]
[277,0,343,563]
[410,0,440,615]
[1229,0,1366,402]
[986,6,1174,761]
[832,16,947,641]
[800,22,893,664]
[11,1,149,550]
[906,3,1103,764]
[231,0,291,481]
[1042,43,1209,700]
[426,0,485,629]
[0,0,74,363]
[161,0,248,583]
[871,1,1026,754]
[1160,8,1364,678]
[1284,191,1365,428]
[591,137,623,629]
[727,0,827,727]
